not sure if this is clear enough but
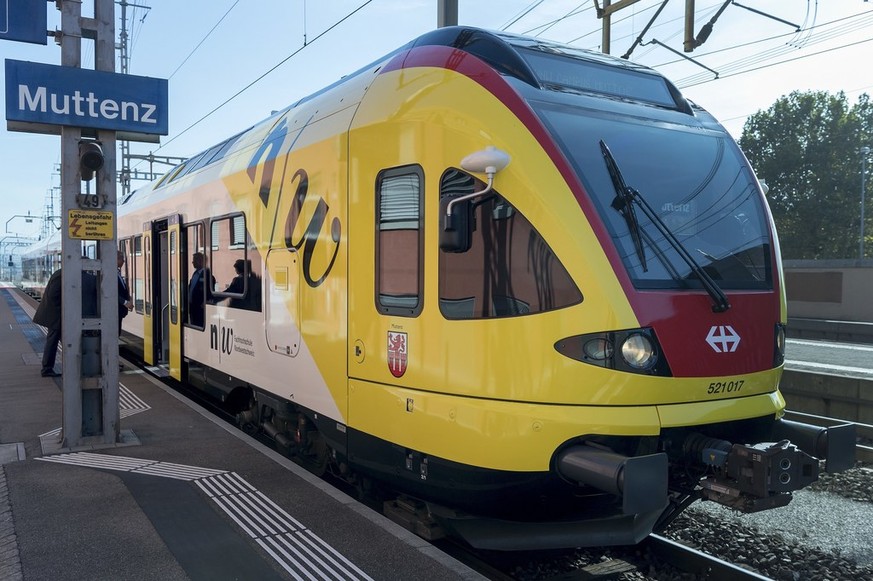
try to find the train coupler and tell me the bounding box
[697,440,819,513]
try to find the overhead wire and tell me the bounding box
[168,0,240,80]
[679,34,873,89]
[669,11,873,87]
[151,0,373,154]
[500,0,548,31]
[126,2,151,67]
[520,2,591,37]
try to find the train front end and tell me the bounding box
[396,29,857,550]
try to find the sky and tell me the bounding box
[1,0,872,250]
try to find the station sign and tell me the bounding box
[5,60,168,135]
[0,0,47,45]
[68,209,114,240]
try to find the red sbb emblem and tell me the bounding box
[388,331,408,378]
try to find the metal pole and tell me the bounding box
[58,0,120,448]
[437,0,458,27]
[60,0,86,448]
[862,146,869,259]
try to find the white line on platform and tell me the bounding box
[36,452,372,579]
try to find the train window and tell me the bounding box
[376,166,424,317]
[518,48,677,108]
[184,222,209,328]
[144,233,152,316]
[209,217,244,250]
[119,238,130,309]
[170,230,180,325]
[210,214,262,312]
[156,161,188,188]
[169,152,208,182]
[438,169,582,319]
[133,235,144,313]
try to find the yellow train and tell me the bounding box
[116,27,854,550]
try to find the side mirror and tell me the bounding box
[440,146,510,253]
[439,196,472,253]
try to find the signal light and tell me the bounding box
[79,141,104,181]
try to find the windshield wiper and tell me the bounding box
[599,140,731,313]
[600,141,648,271]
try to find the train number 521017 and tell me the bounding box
[707,380,744,394]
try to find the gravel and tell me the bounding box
[502,465,873,580]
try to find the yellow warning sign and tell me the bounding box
[68,210,114,240]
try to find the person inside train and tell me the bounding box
[223,258,262,311]
[188,252,214,327]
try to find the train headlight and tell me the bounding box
[774,323,786,366]
[621,333,656,369]
[554,328,670,376]
[583,337,613,360]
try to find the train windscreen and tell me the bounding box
[537,103,772,290]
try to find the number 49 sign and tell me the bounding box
[76,193,104,209]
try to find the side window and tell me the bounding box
[133,235,144,313]
[211,214,261,312]
[438,169,582,319]
[376,166,423,316]
[169,229,178,325]
[185,222,208,328]
[144,233,152,316]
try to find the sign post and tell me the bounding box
[4,0,167,449]
[58,0,124,447]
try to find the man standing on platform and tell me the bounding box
[117,250,133,335]
[33,269,63,377]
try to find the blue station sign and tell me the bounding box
[0,0,47,45]
[5,60,169,135]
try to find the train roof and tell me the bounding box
[122,26,693,209]
[20,229,61,260]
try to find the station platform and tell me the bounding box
[0,285,482,580]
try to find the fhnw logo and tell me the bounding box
[706,325,741,353]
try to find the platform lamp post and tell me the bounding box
[5,212,36,234]
[862,146,870,260]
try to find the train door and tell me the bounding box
[265,246,300,357]
[166,215,183,380]
[142,221,154,365]
[157,228,170,365]
[347,164,425,388]
[141,217,174,374]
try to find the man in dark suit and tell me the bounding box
[33,269,62,377]
[117,250,133,335]
[188,252,213,327]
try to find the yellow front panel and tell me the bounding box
[348,66,637,405]
[349,379,661,471]
[658,390,785,428]
[342,63,787,471]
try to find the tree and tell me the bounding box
[739,91,872,259]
